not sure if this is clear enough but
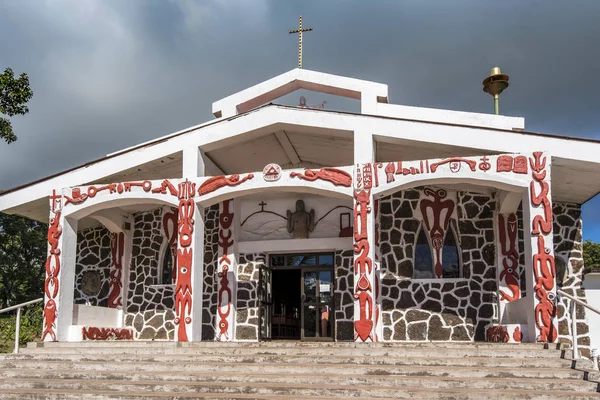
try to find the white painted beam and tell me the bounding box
[274,130,301,165]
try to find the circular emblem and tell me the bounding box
[81,270,102,296]
[449,161,461,173]
[263,163,282,182]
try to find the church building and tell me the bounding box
[1,68,598,354]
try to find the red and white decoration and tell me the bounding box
[43,190,63,342]
[497,213,521,303]
[107,232,125,308]
[263,163,282,181]
[217,199,236,341]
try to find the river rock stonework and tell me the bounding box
[203,204,219,341]
[335,249,354,341]
[235,253,264,341]
[124,207,174,340]
[74,226,112,306]
[379,187,496,342]
[553,202,591,357]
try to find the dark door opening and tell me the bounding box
[272,269,302,340]
[268,253,335,341]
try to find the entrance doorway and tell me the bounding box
[260,253,335,341]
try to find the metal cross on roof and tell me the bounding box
[289,15,312,69]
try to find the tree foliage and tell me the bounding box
[0,213,47,309]
[0,67,34,144]
[583,240,600,272]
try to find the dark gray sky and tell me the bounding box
[1,1,600,239]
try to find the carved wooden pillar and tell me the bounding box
[43,190,77,342]
[174,180,204,342]
[217,199,237,341]
[522,152,558,343]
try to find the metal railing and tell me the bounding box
[0,298,43,354]
[557,289,600,370]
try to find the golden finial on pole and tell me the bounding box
[483,67,510,115]
[289,15,312,69]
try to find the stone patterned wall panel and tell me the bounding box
[553,202,591,357]
[202,204,219,340]
[379,187,497,342]
[124,207,175,340]
[235,253,264,341]
[335,249,354,341]
[74,226,112,306]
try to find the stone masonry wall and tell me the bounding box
[124,207,175,340]
[379,187,496,342]
[553,202,591,357]
[74,226,112,306]
[236,253,264,341]
[335,249,354,341]
[202,204,219,341]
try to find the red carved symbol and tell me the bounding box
[355,164,363,190]
[82,327,133,340]
[152,180,179,196]
[290,168,353,187]
[42,299,57,341]
[198,174,254,196]
[430,158,477,173]
[498,214,520,302]
[486,326,509,343]
[108,232,125,308]
[497,155,514,172]
[123,180,152,192]
[353,188,374,342]
[178,199,195,247]
[513,326,523,343]
[175,247,193,342]
[420,188,455,278]
[178,179,196,200]
[533,235,558,342]
[385,163,395,183]
[43,211,62,341]
[163,209,179,281]
[530,153,552,236]
[479,156,491,172]
[49,189,62,212]
[217,265,232,340]
[354,291,373,342]
[362,164,373,190]
[373,163,383,187]
[217,200,234,341]
[513,156,528,174]
[64,187,88,206]
[374,199,380,260]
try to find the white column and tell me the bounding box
[183,146,205,177]
[217,199,236,341]
[43,192,78,342]
[522,152,558,343]
[353,129,378,342]
[120,216,134,318]
[174,180,204,341]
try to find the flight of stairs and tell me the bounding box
[0,341,599,399]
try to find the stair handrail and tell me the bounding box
[556,289,599,370]
[0,297,43,354]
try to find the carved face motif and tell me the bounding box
[81,270,102,296]
[296,199,305,212]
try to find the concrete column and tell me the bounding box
[174,180,204,341]
[522,152,558,343]
[183,147,205,177]
[352,129,378,342]
[495,212,521,321]
[43,193,78,342]
[216,199,237,341]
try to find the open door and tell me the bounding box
[258,264,273,341]
[301,268,334,341]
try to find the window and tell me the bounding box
[158,243,176,285]
[413,221,461,279]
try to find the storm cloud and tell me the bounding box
[1,0,599,237]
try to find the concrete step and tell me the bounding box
[1,353,576,369]
[1,368,598,392]
[18,344,566,359]
[26,340,566,350]
[0,386,598,400]
[0,358,596,380]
